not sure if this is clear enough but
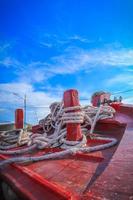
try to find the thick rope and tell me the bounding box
[0,137,117,167]
[0,103,117,167]
[0,129,32,149]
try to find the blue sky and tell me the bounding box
[0,0,133,123]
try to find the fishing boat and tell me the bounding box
[0,89,133,200]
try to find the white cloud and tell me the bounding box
[49,49,91,74]
[68,35,92,43]
[1,45,133,84]
[0,57,23,68]
[46,47,133,76]
[0,82,61,124]
[107,74,133,86]
[0,82,58,106]
[39,33,92,48]
[123,97,133,104]
[39,42,53,48]
[0,43,11,52]
[94,49,133,66]
[34,47,133,75]
[0,82,92,123]
[106,74,133,105]
[18,64,51,83]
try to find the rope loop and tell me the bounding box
[0,102,118,167]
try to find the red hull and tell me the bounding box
[0,104,133,200]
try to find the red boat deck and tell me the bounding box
[85,126,133,200]
[0,104,133,200]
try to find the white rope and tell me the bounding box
[0,129,31,149]
[0,137,117,167]
[89,105,102,135]
[0,102,117,167]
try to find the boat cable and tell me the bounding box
[0,103,117,167]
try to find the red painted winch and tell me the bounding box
[0,89,133,200]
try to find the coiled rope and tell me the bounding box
[0,103,117,167]
[0,129,31,149]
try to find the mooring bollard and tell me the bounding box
[63,89,82,141]
[15,109,24,129]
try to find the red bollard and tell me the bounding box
[63,89,82,141]
[15,109,24,129]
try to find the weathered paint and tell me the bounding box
[63,89,82,141]
[15,109,24,129]
[0,104,133,199]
